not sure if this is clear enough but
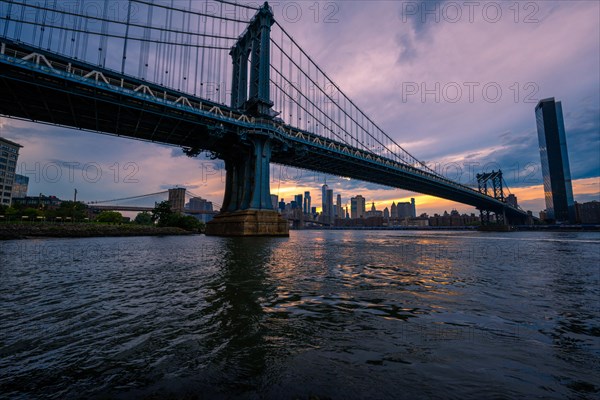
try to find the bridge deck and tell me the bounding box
[0,39,528,220]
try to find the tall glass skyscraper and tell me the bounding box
[303,191,311,215]
[326,189,334,224]
[321,184,329,219]
[535,98,576,223]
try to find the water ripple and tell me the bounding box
[0,232,598,399]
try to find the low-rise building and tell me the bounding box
[576,201,600,224]
[11,174,29,199]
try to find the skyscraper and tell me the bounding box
[336,194,342,219]
[326,189,334,223]
[294,194,303,210]
[0,137,22,205]
[321,184,328,218]
[270,194,279,211]
[535,98,576,223]
[188,197,214,224]
[303,191,311,215]
[189,197,213,212]
[390,202,398,218]
[350,195,366,219]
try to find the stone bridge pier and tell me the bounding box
[205,133,289,237]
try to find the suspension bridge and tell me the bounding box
[86,188,219,216]
[0,0,529,236]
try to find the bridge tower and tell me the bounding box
[476,170,506,225]
[168,188,186,214]
[230,2,275,118]
[206,3,288,236]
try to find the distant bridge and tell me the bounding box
[86,189,219,216]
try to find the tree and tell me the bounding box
[174,215,203,231]
[22,207,44,219]
[55,201,88,221]
[152,201,174,227]
[134,211,154,225]
[5,207,18,221]
[96,211,123,224]
[151,201,203,231]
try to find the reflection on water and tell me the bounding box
[0,231,598,399]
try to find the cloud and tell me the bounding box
[170,148,186,158]
[395,0,445,62]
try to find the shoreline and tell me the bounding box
[296,225,600,232]
[0,223,197,240]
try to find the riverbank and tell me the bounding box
[299,225,600,232]
[0,223,197,240]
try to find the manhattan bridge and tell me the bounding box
[0,0,529,235]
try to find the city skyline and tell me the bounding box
[0,1,598,215]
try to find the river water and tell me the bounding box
[1,231,599,399]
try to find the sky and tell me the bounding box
[1,0,599,216]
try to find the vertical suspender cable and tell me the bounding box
[216,2,223,103]
[16,2,25,41]
[99,0,109,67]
[39,0,49,48]
[2,0,13,38]
[32,7,39,47]
[121,0,132,74]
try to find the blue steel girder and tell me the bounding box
[0,39,527,220]
[230,2,274,117]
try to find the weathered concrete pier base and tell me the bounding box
[205,210,289,237]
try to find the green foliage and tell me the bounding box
[96,211,124,224]
[152,201,174,227]
[1,201,90,222]
[22,208,44,219]
[36,201,89,221]
[151,201,203,232]
[4,207,18,216]
[134,211,154,225]
[0,206,16,222]
[173,215,203,231]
